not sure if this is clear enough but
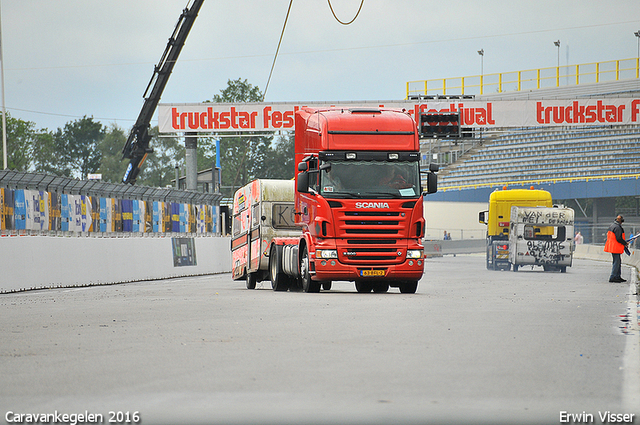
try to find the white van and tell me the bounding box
[509,206,575,272]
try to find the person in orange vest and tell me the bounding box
[604,214,628,283]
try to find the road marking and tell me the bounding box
[622,270,640,412]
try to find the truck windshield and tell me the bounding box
[320,160,421,199]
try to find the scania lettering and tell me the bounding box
[265,107,438,294]
[356,202,390,209]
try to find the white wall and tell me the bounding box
[424,201,489,240]
[0,236,231,293]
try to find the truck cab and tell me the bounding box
[479,187,552,271]
[289,107,437,293]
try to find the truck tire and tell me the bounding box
[355,281,373,293]
[321,281,332,291]
[269,245,290,292]
[246,272,257,289]
[399,281,418,294]
[300,246,320,293]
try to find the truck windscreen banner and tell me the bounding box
[158,99,640,134]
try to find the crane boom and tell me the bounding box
[122,0,204,184]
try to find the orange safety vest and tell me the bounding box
[604,225,625,254]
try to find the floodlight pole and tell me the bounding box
[0,0,6,170]
[477,49,484,95]
[635,31,640,79]
[554,40,560,86]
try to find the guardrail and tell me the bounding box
[0,170,223,236]
[407,57,640,98]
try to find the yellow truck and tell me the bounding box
[478,187,552,271]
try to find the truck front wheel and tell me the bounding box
[269,245,290,292]
[300,246,321,293]
[399,281,418,294]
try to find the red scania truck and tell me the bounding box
[264,107,437,293]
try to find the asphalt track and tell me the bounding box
[1,255,639,425]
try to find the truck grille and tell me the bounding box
[333,207,413,264]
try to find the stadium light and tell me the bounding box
[554,40,560,68]
[635,31,640,59]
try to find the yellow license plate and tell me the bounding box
[361,270,385,277]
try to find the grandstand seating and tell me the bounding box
[437,124,640,188]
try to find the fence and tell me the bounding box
[0,170,223,237]
[407,57,640,98]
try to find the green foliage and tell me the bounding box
[0,112,37,171]
[210,78,263,103]
[205,78,294,198]
[135,126,185,188]
[2,77,293,192]
[31,116,105,178]
[96,124,128,183]
[60,116,105,179]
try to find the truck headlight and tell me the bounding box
[317,249,338,259]
[406,249,423,259]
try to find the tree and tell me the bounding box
[205,78,279,198]
[32,130,61,175]
[96,124,128,183]
[0,112,38,171]
[35,116,105,179]
[136,126,185,188]
[211,78,263,103]
[60,116,105,179]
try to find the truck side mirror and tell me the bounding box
[479,211,488,225]
[423,172,437,195]
[297,172,309,193]
[298,162,308,172]
[429,163,439,173]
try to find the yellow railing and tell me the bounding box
[407,58,640,98]
[439,173,640,192]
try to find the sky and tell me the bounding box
[2,0,640,132]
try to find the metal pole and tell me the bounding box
[477,49,484,95]
[0,0,7,170]
[185,132,198,191]
[554,40,560,87]
[635,31,640,78]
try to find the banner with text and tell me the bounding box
[158,99,640,134]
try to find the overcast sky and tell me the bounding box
[2,0,640,131]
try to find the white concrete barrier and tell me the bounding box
[574,243,640,273]
[0,235,231,293]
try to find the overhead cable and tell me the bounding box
[263,0,293,101]
[328,0,364,25]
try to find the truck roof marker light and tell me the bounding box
[388,153,399,160]
[530,186,535,190]
[503,186,507,190]
[346,152,357,160]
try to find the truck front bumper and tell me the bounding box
[311,257,424,282]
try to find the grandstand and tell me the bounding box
[438,124,640,188]
[414,66,640,206]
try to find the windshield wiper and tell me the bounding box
[323,191,360,198]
